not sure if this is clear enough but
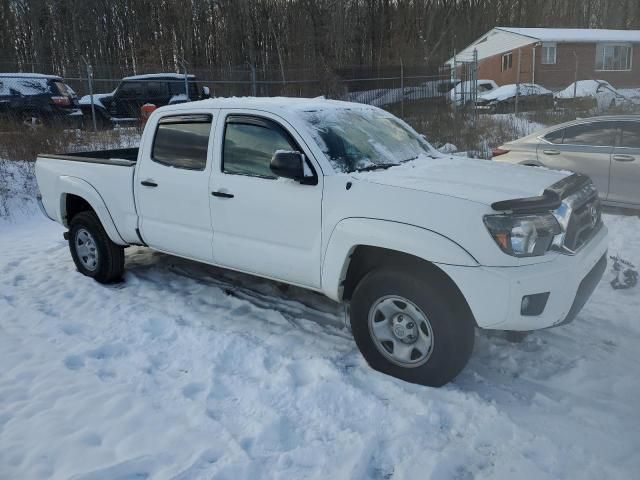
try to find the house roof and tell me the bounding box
[446,27,640,65]
[497,27,640,43]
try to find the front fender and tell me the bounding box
[321,218,478,301]
[58,176,127,245]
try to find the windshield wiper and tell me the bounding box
[352,163,400,172]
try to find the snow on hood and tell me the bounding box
[479,83,551,102]
[79,91,115,108]
[351,154,569,206]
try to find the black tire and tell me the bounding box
[350,268,475,387]
[68,211,124,283]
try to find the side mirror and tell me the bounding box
[270,150,305,181]
[201,86,210,99]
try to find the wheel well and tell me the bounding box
[64,194,94,226]
[341,246,476,323]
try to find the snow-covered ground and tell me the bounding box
[1,171,640,479]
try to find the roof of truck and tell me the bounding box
[164,96,377,113]
[122,73,196,81]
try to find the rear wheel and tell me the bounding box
[69,211,124,283]
[350,268,475,387]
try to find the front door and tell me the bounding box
[609,121,640,206]
[538,121,616,199]
[209,111,323,288]
[135,112,217,261]
[113,81,144,118]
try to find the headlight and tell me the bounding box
[484,213,561,257]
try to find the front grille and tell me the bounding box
[562,184,602,253]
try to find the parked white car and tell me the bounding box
[555,80,630,112]
[36,98,608,386]
[449,79,498,107]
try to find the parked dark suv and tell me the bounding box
[0,73,82,127]
[79,74,210,127]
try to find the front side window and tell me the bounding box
[301,108,432,173]
[621,122,640,148]
[501,52,513,72]
[596,43,632,71]
[223,118,296,178]
[544,128,564,144]
[168,80,198,98]
[152,114,212,170]
[541,43,557,64]
[562,122,616,147]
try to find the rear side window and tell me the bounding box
[53,81,75,96]
[223,117,297,178]
[152,114,212,170]
[119,82,143,98]
[146,81,168,97]
[621,122,640,148]
[544,129,564,144]
[562,122,616,147]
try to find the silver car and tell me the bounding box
[493,115,640,209]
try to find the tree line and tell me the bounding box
[1,0,639,78]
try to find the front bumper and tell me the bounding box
[438,225,608,331]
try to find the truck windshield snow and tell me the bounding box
[302,108,432,173]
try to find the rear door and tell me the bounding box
[145,81,169,108]
[609,121,640,206]
[538,121,616,199]
[135,111,218,261]
[209,110,323,288]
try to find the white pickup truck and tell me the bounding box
[36,98,608,386]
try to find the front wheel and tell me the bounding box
[350,268,475,387]
[69,211,124,283]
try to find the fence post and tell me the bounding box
[515,48,522,115]
[573,51,579,98]
[82,56,97,131]
[250,63,257,97]
[400,57,404,118]
[472,48,478,122]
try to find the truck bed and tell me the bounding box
[42,148,139,166]
[36,149,140,245]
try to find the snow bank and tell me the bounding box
[1,209,639,479]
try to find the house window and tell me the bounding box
[501,52,513,72]
[595,43,632,71]
[541,43,556,64]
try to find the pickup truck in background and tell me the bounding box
[36,98,608,386]
[78,73,210,127]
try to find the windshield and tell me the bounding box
[301,108,433,173]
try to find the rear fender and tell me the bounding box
[58,176,126,245]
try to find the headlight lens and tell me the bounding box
[484,213,561,257]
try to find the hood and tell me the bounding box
[350,154,569,206]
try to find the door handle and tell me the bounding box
[211,191,234,198]
[140,180,158,187]
[543,149,560,155]
[613,154,635,162]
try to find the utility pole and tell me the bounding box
[81,56,97,131]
